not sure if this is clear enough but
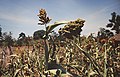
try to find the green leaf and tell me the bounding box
[46,21,69,34]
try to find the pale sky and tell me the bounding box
[0,0,120,38]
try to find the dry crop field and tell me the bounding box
[0,9,120,77]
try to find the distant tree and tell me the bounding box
[0,26,2,46]
[24,36,32,49]
[2,32,13,45]
[2,32,13,54]
[0,25,2,37]
[17,32,26,46]
[106,12,120,34]
[97,28,114,39]
[18,32,26,39]
[17,40,22,46]
[33,30,45,40]
[97,12,120,40]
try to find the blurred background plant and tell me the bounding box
[106,12,120,34]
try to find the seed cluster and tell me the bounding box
[58,18,85,39]
[38,9,51,25]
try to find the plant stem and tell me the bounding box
[78,34,81,46]
[88,63,91,77]
[44,24,49,70]
[44,39,49,70]
[104,43,107,77]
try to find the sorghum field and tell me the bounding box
[0,9,120,77]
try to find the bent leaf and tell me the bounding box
[46,21,69,34]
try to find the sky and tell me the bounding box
[0,0,120,38]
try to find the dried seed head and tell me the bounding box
[100,39,107,44]
[58,18,85,39]
[38,9,51,25]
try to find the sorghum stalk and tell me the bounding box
[104,43,107,77]
[44,24,49,70]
